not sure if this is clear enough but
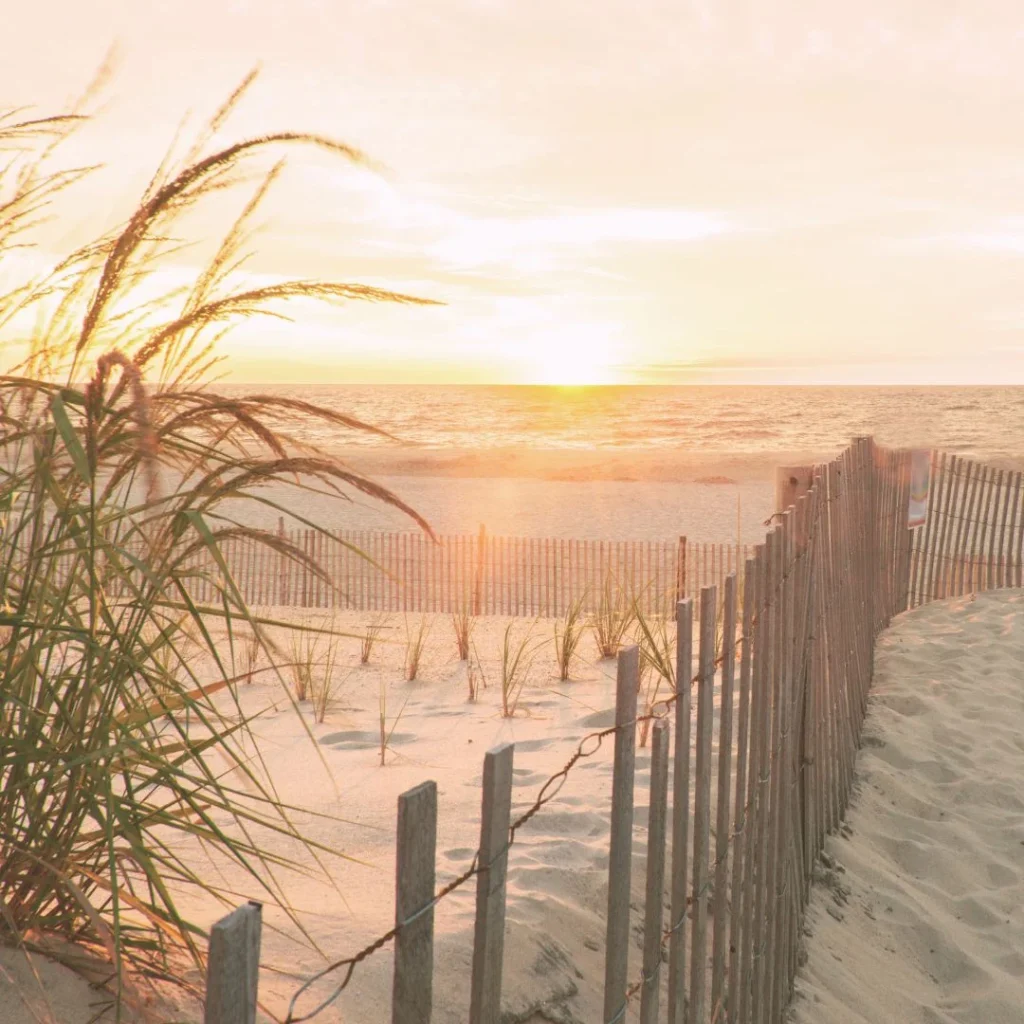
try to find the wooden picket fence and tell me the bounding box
[176,527,749,619]
[908,452,1024,607]
[201,437,914,1024]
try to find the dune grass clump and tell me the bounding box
[499,621,541,718]
[633,602,676,747]
[554,592,587,681]
[240,626,262,684]
[0,76,435,1004]
[405,614,431,681]
[289,628,318,701]
[590,572,635,659]
[378,680,410,766]
[360,612,389,665]
[452,602,475,661]
[310,625,344,724]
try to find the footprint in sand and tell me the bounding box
[319,729,415,750]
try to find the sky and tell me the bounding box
[3,2,1024,384]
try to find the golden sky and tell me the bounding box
[4,2,1024,384]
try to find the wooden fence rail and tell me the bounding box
[201,436,913,1024]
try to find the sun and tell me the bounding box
[526,327,621,385]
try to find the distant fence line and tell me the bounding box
[182,526,751,618]
[909,452,1024,607]
[202,436,914,1024]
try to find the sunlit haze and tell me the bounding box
[4,3,1024,383]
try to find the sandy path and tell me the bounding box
[793,590,1024,1024]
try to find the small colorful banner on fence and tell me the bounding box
[908,449,931,528]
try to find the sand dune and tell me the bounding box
[793,590,1024,1024]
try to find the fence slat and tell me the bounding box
[204,902,262,1024]
[710,573,738,1019]
[469,744,514,1024]
[728,554,757,1020]
[602,645,640,1024]
[689,585,718,1023]
[639,719,670,1024]
[668,597,694,1024]
[392,781,437,1024]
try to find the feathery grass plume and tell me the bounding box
[554,591,587,681]
[0,75,437,1005]
[452,601,475,661]
[404,614,431,681]
[310,621,344,724]
[590,570,635,659]
[378,679,410,766]
[633,600,676,747]
[499,620,542,718]
[360,612,389,665]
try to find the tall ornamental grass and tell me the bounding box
[0,72,434,1004]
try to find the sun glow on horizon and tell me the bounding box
[520,323,623,385]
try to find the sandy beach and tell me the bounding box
[794,590,1024,1024]
[5,586,1024,1023]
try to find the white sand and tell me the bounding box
[7,592,1023,1023]
[793,590,1024,1024]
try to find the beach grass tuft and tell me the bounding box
[554,592,587,681]
[499,621,541,717]
[360,612,389,665]
[405,614,431,681]
[452,603,475,661]
[633,601,676,747]
[310,621,345,724]
[590,571,636,659]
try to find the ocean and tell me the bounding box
[214,385,1024,541]
[221,384,1024,461]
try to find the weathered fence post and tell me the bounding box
[470,744,515,1024]
[204,901,262,1024]
[393,781,438,1024]
[775,465,815,515]
[603,645,639,1024]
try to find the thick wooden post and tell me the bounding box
[603,646,639,1024]
[470,744,515,1024]
[775,465,814,514]
[393,781,437,1024]
[204,902,262,1024]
